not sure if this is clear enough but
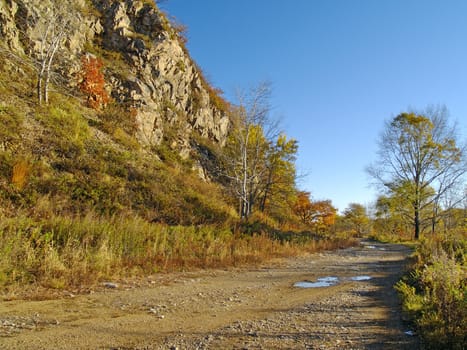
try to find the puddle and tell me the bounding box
[294,276,338,288]
[295,275,372,288]
[349,275,372,281]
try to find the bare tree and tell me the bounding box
[35,5,71,104]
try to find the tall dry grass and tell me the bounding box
[0,214,357,293]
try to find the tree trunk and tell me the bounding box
[240,128,250,220]
[44,37,62,104]
[44,70,50,104]
[37,75,43,104]
[414,208,420,240]
[37,62,47,104]
[259,169,273,212]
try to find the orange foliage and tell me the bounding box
[79,55,110,109]
[11,160,30,190]
[294,191,313,223]
[293,192,337,232]
[309,200,337,230]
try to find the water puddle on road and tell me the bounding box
[349,275,372,281]
[294,276,372,288]
[294,276,338,288]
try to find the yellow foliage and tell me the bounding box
[11,160,30,190]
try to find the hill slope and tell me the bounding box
[0,0,328,292]
[0,0,235,223]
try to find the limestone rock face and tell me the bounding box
[0,0,230,156]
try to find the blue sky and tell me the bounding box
[161,0,467,212]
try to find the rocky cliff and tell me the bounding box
[0,0,230,157]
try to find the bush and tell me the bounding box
[396,234,466,349]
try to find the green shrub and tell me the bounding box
[396,235,466,349]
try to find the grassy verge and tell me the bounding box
[395,231,466,349]
[0,214,357,298]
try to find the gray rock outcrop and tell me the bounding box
[0,0,230,156]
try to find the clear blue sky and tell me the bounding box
[161,0,467,212]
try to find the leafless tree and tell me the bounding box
[35,5,72,104]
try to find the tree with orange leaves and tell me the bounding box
[293,192,337,233]
[309,199,337,233]
[294,191,313,223]
[78,55,110,109]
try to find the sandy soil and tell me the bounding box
[0,241,419,349]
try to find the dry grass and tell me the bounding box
[0,214,357,295]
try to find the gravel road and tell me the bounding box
[0,241,419,349]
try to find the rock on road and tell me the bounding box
[0,241,419,349]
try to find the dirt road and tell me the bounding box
[0,241,419,349]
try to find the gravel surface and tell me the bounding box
[0,241,419,349]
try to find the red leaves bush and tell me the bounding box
[79,55,110,109]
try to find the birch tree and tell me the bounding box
[35,5,71,104]
[222,83,270,219]
[221,82,298,220]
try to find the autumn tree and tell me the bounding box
[367,107,466,239]
[342,203,370,236]
[293,192,337,233]
[221,82,298,220]
[309,200,337,233]
[294,191,313,223]
[258,134,298,214]
[78,55,110,109]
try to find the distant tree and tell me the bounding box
[293,193,336,233]
[78,55,110,109]
[367,106,466,239]
[342,203,370,236]
[294,191,313,224]
[309,200,337,233]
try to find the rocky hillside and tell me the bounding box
[0,0,306,293]
[0,0,236,223]
[0,0,230,155]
